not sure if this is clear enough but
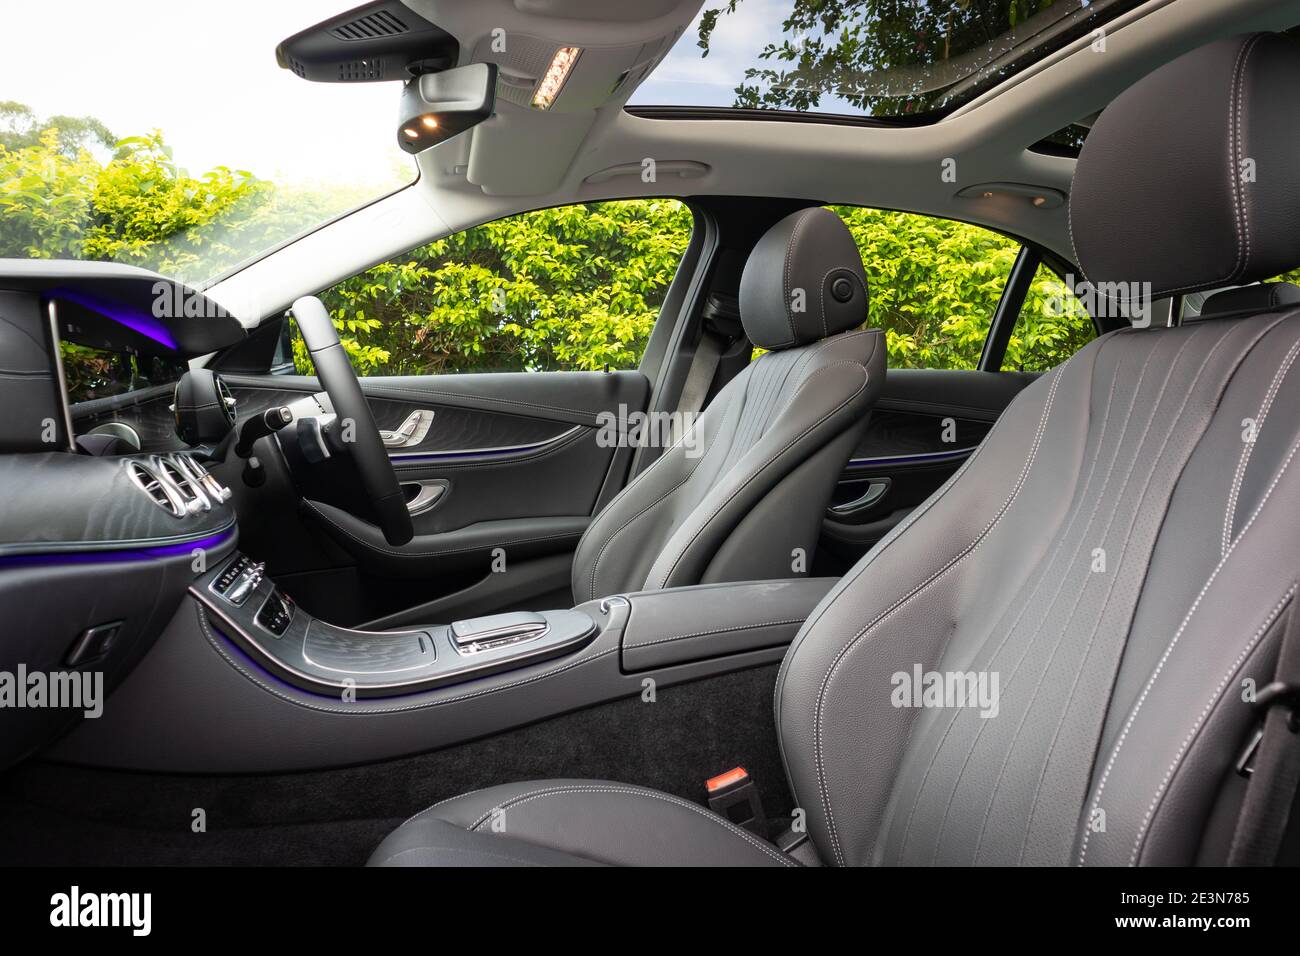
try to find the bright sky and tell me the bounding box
[1,0,413,189]
[0,0,860,182]
[630,0,865,114]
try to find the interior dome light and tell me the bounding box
[532,46,581,111]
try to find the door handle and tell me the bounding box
[828,478,891,517]
[381,409,434,448]
[402,480,448,516]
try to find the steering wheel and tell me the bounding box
[291,296,414,546]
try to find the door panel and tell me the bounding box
[816,368,1039,573]
[216,369,648,625]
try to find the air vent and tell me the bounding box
[287,56,308,78]
[126,461,185,518]
[156,455,211,514]
[339,59,385,81]
[331,10,408,41]
[174,455,232,505]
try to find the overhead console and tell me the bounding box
[276,0,458,83]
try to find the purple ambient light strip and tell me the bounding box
[0,526,236,569]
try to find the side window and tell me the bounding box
[294,199,692,376]
[830,205,1022,370]
[1004,263,1094,372]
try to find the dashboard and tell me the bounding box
[0,258,246,766]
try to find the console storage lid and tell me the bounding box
[619,577,837,672]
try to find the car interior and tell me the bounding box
[2,0,1300,872]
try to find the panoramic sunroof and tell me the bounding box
[629,0,1146,122]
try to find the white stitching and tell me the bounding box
[464,785,796,866]
[623,618,807,650]
[1227,35,1263,284]
[781,209,818,348]
[917,333,1161,863]
[1075,36,1262,303]
[1221,334,1300,556]
[1080,428,1300,864]
[648,362,870,591]
[772,334,1100,732]
[812,369,1062,865]
[1127,588,1294,866]
[584,396,735,601]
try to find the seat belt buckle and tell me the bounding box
[1235,681,1300,777]
[705,767,767,837]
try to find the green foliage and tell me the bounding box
[0,100,116,156]
[831,206,1091,371]
[3,100,1091,381]
[317,202,1087,379]
[306,200,693,375]
[0,106,381,283]
[1012,263,1094,372]
[697,0,1073,116]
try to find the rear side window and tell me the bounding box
[1005,263,1095,372]
[829,206,1021,370]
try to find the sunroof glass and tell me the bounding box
[630,0,1146,121]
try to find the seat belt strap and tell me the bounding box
[1228,587,1300,866]
[676,326,727,419]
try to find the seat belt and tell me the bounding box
[678,291,744,416]
[665,293,744,448]
[676,326,727,419]
[1228,586,1300,866]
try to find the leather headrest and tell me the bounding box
[1199,281,1300,317]
[1070,33,1300,304]
[739,207,869,350]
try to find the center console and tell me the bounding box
[192,551,598,697]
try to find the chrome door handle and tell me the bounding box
[828,478,891,517]
[402,480,447,516]
[380,409,434,448]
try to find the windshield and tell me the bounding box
[630,0,1145,120]
[0,0,416,285]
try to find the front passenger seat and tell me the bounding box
[570,207,885,602]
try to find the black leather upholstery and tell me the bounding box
[0,291,67,454]
[377,33,1300,867]
[1200,281,1300,316]
[739,207,869,350]
[369,781,796,867]
[1071,33,1300,303]
[570,209,883,602]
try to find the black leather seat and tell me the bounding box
[372,33,1300,867]
[569,207,884,601]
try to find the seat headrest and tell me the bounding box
[1199,281,1300,317]
[739,207,869,350]
[1070,33,1300,304]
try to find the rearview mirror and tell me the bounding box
[397,63,496,154]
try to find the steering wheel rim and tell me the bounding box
[291,296,414,546]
